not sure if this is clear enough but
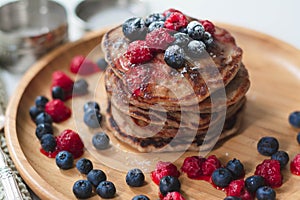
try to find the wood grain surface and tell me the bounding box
[4,24,300,200]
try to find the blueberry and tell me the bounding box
[257,136,279,156]
[224,196,242,200]
[203,31,214,45]
[87,169,107,187]
[76,158,93,174]
[83,101,100,112]
[35,123,53,140]
[211,168,233,188]
[145,13,165,26]
[126,168,145,187]
[51,86,65,101]
[132,195,150,200]
[187,21,205,40]
[159,176,181,196]
[83,109,102,128]
[173,32,190,47]
[225,158,245,180]
[148,21,165,32]
[245,175,265,194]
[96,181,116,198]
[40,134,56,152]
[97,58,108,70]
[271,150,289,169]
[122,17,147,41]
[178,27,188,34]
[164,45,185,69]
[256,186,276,200]
[35,112,53,125]
[297,132,300,144]
[29,105,44,120]
[35,96,49,108]
[55,151,74,170]
[92,132,110,150]
[73,79,89,96]
[73,180,93,199]
[289,111,300,128]
[187,40,206,58]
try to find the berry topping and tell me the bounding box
[159,176,181,196]
[163,8,182,17]
[132,195,150,200]
[29,106,44,121]
[290,153,300,175]
[40,134,56,152]
[72,180,93,199]
[35,112,53,125]
[70,55,99,75]
[92,132,110,150]
[70,55,84,74]
[51,86,65,101]
[164,12,188,31]
[187,40,206,58]
[76,158,93,174]
[245,175,266,194]
[56,129,84,158]
[45,99,71,123]
[122,17,147,41]
[289,111,300,128]
[124,40,154,64]
[226,179,246,197]
[97,58,108,71]
[146,28,175,51]
[83,101,100,112]
[211,168,233,188]
[145,13,166,26]
[51,71,74,99]
[224,196,242,200]
[254,159,282,188]
[151,161,180,185]
[164,45,185,69]
[257,136,279,156]
[35,123,53,140]
[55,150,74,170]
[126,168,145,187]
[96,181,116,198]
[148,21,165,32]
[226,158,245,180]
[201,155,222,177]
[83,109,102,128]
[203,31,214,45]
[187,21,205,40]
[35,96,49,108]
[162,191,186,200]
[256,186,276,200]
[87,169,107,187]
[172,33,190,47]
[200,20,216,34]
[73,79,89,96]
[271,150,289,169]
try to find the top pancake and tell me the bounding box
[102,21,243,106]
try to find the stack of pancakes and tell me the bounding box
[102,21,250,152]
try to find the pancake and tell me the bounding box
[102,23,243,106]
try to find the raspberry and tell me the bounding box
[164,12,188,31]
[56,129,84,158]
[51,71,74,99]
[254,159,282,188]
[290,153,300,175]
[163,8,183,17]
[124,40,154,64]
[202,155,222,176]
[226,180,254,200]
[146,28,175,51]
[70,55,99,75]
[200,20,216,34]
[45,99,71,123]
[162,192,186,200]
[151,161,180,185]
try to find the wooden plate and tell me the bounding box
[5,25,300,200]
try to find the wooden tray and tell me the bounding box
[5,25,300,200]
